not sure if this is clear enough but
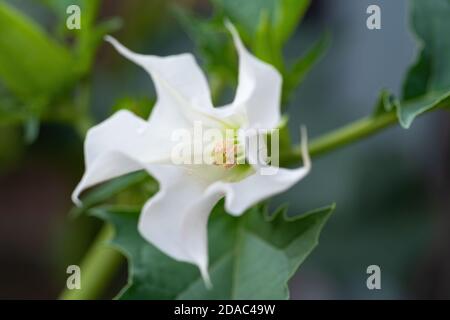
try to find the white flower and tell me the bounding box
[72,22,311,286]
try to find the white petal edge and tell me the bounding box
[71,110,171,205]
[207,127,311,215]
[105,36,229,130]
[138,166,223,286]
[224,21,282,130]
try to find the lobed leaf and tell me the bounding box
[375,0,450,128]
[92,202,334,299]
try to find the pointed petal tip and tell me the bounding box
[224,19,234,32]
[104,35,121,48]
[71,192,83,208]
[224,20,241,46]
[200,265,212,290]
[300,125,311,171]
[104,35,120,48]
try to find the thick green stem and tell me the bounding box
[59,224,123,300]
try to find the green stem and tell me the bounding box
[59,224,123,300]
[283,111,398,165]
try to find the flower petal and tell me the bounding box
[225,21,282,130]
[72,110,171,205]
[105,36,228,130]
[138,165,223,285]
[208,127,311,215]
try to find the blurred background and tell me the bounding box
[0,0,449,299]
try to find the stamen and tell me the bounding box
[212,140,238,169]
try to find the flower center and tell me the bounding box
[212,139,239,169]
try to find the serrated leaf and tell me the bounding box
[92,202,334,299]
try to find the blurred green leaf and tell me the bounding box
[211,0,276,40]
[273,0,310,47]
[374,89,450,129]
[253,9,282,69]
[283,31,330,104]
[0,2,75,102]
[93,202,334,299]
[212,0,309,47]
[398,91,450,128]
[41,0,121,74]
[111,97,155,120]
[374,0,450,128]
[403,0,450,100]
[402,50,431,101]
[0,125,24,172]
[172,6,236,92]
[70,171,156,218]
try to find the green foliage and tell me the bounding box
[175,0,327,106]
[211,0,309,48]
[92,202,334,299]
[283,32,330,104]
[172,6,237,104]
[0,2,75,104]
[375,0,450,128]
[403,0,450,99]
[111,97,155,120]
[70,171,158,218]
[0,0,120,142]
[42,0,121,74]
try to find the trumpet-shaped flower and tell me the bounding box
[72,22,311,285]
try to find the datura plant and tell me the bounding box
[73,22,311,286]
[60,0,450,300]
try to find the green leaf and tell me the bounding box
[402,50,431,101]
[374,0,450,128]
[374,89,450,129]
[273,0,310,47]
[211,0,277,41]
[212,0,309,48]
[253,9,277,66]
[172,6,235,76]
[172,6,237,104]
[403,0,450,99]
[283,31,330,104]
[0,2,75,102]
[111,97,155,120]
[70,171,157,218]
[93,202,334,299]
[398,90,450,128]
[41,0,121,75]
